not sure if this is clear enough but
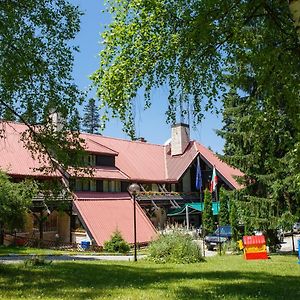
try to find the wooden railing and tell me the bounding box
[3,233,103,252]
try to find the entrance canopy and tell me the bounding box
[167,202,220,216]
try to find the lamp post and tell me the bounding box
[128,183,140,261]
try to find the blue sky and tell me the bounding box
[71,0,224,153]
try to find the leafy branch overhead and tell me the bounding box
[0,0,85,172]
[92,0,300,137]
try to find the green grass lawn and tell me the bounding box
[0,245,72,256]
[0,245,145,256]
[0,255,299,299]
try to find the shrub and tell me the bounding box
[103,230,130,253]
[203,189,214,235]
[147,230,205,264]
[24,255,52,267]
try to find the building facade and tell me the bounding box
[0,121,243,246]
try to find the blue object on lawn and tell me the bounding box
[81,240,90,250]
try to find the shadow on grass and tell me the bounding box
[0,260,299,299]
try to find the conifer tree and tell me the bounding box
[218,188,230,226]
[202,189,214,235]
[217,87,299,239]
[82,98,100,134]
[229,196,239,242]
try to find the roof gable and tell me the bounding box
[195,142,244,189]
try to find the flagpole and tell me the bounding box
[186,205,189,231]
[197,156,205,257]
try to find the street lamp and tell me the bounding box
[128,183,140,261]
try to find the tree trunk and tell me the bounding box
[0,222,4,245]
[39,210,44,245]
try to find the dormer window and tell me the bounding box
[83,154,115,167]
[82,154,96,166]
[96,155,115,167]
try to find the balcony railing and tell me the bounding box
[136,191,201,202]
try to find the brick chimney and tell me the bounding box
[171,123,190,156]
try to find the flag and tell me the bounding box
[195,157,202,190]
[210,165,218,192]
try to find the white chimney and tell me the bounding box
[49,110,64,131]
[171,123,190,156]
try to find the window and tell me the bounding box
[115,180,121,192]
[73,179,120,192]
[90,180,96,192]
[171,184,176,192]
[88,154,96,166]
[33,212,58,232]
[96,180,103,192]
[109,180,115,192]
[82,180,90,191]
[103,180,109,192]
[121,181,129,192]
[82,154,96,166]
[96,155,115,167]
[75,179,82,192]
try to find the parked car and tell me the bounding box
[204,225,232,250]
[254,229,284,243]
[293,222,300,233]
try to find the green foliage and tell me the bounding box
[92,0,300,138]
[0,0,85,172]
[103,230,130,254]
[82,98,101,134]
[0,171,37,231]
[202,189,214,235]
[219,188,230,226]
[148,230,204,264]
[217,87,299,249]
[229,196,240,242]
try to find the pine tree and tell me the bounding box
[218,188,230,226]
[217,86,299,242]
[202,189,214,235]
[82,98,100,134]
[229,196,240,242]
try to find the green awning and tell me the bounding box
[167,202,219,216]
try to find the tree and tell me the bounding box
[217,87,299,246]
[229,195,240,242]
[92,0,300,138]
[202,189,214,235]
[0,171,37,244]
[218,188,230,226]
[0,0,85,173]
[82,98,101,134]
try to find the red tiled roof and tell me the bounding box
[0,121,243,189]
[84,137,118,156]
[195,142,244,189]
[82,133,166,182]
[69,166,129,180]
[74,193,157,245]
[165,142,198,181]
[74,192,130,200]
[0,122,59,178]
